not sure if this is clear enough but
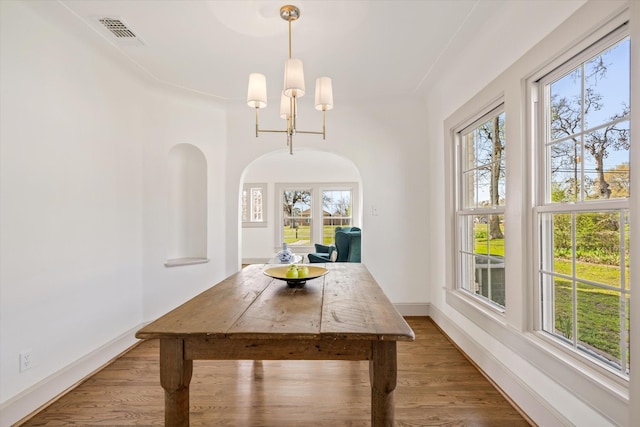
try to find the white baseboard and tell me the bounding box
[394,302,430,316]
[242,258,269,265]
[428,304,571,427]
[0,324,142,427]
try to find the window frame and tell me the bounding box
[242,183,268,228]
[453,101,507,313]
[320,187,355,245]
[532,25,631,379]
[279,184,314,249]
[274,182,359,253]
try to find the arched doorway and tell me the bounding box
[239,148,362,264]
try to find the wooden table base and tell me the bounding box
[159,338,398,427]
[160,339,192,427]
[370,341,397,426]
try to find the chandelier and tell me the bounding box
[246,5,334,155]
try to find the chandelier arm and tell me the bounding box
[295,130,324,135]
[322,110,326,140]
[255,108,289,135]
[288,97,294,135]
[255,108,259,138]
[292,95,297,134]
[257,129,289,134]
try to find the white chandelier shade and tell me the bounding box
[314,77,333,111]
[279,92,291,119]
[246,73,267,109]
[283,58,305,98]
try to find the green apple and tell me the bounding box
[285,268,299,278]
[297,266,309,278]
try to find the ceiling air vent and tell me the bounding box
[96,17,144,46]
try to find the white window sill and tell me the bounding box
[164,257,210,268]
[242,221,268,228]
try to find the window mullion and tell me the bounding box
[570,213,578,349]
[619,212,628,374]
[579,63,586,203]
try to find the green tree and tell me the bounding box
[585,106,630,199]
[603,162,630,198]
[283,190,311,228]
[478,115,505,239]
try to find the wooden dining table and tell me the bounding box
[135,262,415,426]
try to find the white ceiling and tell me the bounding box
[58,0,586,103]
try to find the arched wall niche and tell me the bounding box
[166,143,209,267]
[240,148,362,263]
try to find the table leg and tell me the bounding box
[369,341,397,427]
[160,339,193,427]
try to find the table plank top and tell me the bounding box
[136,263,414,342]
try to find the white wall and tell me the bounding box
[140,84,228,321]
[226,98,431,305]
[425,1,636,425]
[0,2,229,425]
[0,0,146,414]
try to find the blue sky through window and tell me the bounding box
[550,37,630,173]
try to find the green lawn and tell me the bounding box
[473,224,627,366]
[283,224,350,245]
[553,277,624,360]
[550,259,629,365]
[283,225,311,245]
[473,236,505,257]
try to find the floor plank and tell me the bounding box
[19,317,532,426]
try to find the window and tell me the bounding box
[322,189,353,244]
[242,183,267,228]
[455,105,506,308]
[536,30,630,376]
[281,187,312,247]
[275,183,359,251]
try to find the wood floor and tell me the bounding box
[19,317,532,426]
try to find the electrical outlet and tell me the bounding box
[19,350,33,372]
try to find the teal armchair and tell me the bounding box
[308,227,361,263]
